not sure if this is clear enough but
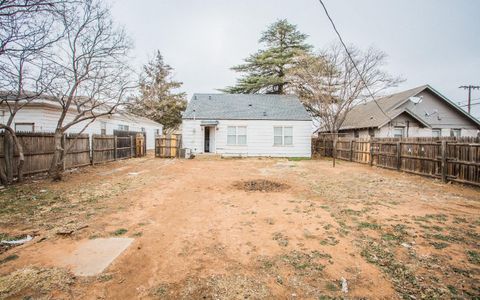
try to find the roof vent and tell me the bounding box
[263,111,267,116]
[194,95,197,100]
[208,95,211,100]
[248,104,252,107]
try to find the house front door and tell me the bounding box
[204,127,210,152]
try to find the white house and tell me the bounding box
[1,98,163,150]
[328,85,480,138]
[182,94,312,157]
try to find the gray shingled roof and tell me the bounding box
[341,84,480,130]
[182,94,311,121]
[341,85,429,130]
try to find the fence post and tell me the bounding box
[130,135,134,158]
[396,141,401,170]
[441,140,447,183]
[91,135,95,165]
[323,138,326,157]
[349,140,353,161]
[369,141,374,166]
[114,136,117,160]
[62,134,67,170]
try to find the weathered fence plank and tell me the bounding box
[92,134,116,164]
[65,134,90,169]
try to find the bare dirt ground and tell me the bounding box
[0,154,479,299]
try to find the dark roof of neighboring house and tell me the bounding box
[182,94,311,121]
[340,85,480,130]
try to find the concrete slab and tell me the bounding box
[61,238,134,276]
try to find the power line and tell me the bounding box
[460,102,480,108]
[459,100,480,107]
[316,0,391,122]
[458,97,480,105]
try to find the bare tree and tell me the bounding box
[288,44,403,166]
[0,0,63,57]
[0,0,66,184]
[46,0,134,181]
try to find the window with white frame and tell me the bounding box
[274,126,293,146]
[15,122,34,132]
[393,127,404,138]
[451,128,461,137]
[432,129,441,138]
[155,129,160,136]
[227,126,247,145]
[354,130,359,138]
[100,121,107,135]
[141,127,145,132]
[118,124,129,131]
[368,128,375,137]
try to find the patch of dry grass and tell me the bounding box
[272,232,289,247]
[300,164,480,299]
[0,170,137,238]
[0,266,74,298]
[151,274,270,300]
[233,179,289,192]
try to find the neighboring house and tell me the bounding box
[0,98,163,150]
[182,94,312,157]
[328,85,480,138]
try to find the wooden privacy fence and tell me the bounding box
[116,136,134,160]
[0,132,142,177]
[64,134,91,169]
[0,132,91,176]
[92,135,116,164]
[155,134,181,158]
[312,136,480,187]
[113,130,146,158]
[91,134,137,164]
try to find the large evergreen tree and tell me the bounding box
[223,19,311,94]
[128,50,187,132]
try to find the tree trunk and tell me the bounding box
[49,130,65,181]
[4,131,14,184]
[16,138,24,183]
[0,126,26,185]
[0,164,7,185]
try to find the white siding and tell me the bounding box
[182,119,312,157]
[2,106,163,150]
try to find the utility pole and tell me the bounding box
[459,85,480,114]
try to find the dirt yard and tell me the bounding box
[0,154,479,299]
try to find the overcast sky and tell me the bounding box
[107,0,480,119]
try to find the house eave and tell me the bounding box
[377,109,431,129]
